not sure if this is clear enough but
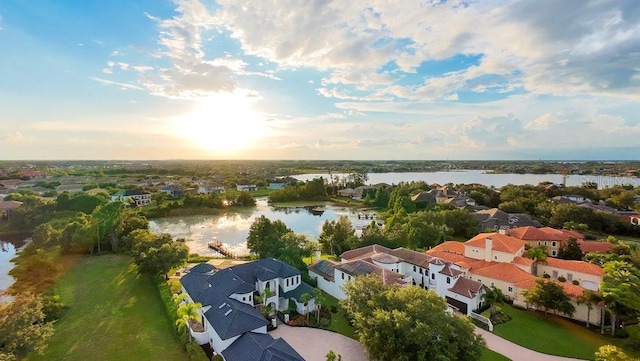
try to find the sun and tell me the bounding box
[176,92,267,154]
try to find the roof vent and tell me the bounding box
[218,303,227,309]
[224,309,232,316]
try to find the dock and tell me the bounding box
[208,241,238,259]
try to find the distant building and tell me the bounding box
[236,184,257,192]
[472,208,542,231]
[110,189,151,207]
[268,177,298,190]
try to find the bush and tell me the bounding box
[572,280,580,285]
[614,327,630,339]
[542,273,551,279]
[42,292,68,322]
[330,305,338,313]
[558,276,566,282]
[185,342,209,361]
[625,335,640,352]
[212,355,224,361]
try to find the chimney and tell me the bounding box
[498,228,506,235]
[485,237,493,262]
[315,249,322,262]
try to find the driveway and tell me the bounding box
[270,324,368,361]
[476,328,588,361]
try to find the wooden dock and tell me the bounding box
[208,241,238,259]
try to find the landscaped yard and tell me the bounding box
[319,292,357,339]
[492,303,615,360]
[481,348,511,361]
[28,254,187,361]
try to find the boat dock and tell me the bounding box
[208,241,238,259]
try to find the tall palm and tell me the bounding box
[176,302,202,341]
[300,293,312,322]
[313,288,324,321]
[576,289,603,328]
[525,246,548,275]
[482,286,505,317]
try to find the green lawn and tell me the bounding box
[480,348,511,361]
[493,304,611,360]
[320,292,357,339]
[28,254,187,361]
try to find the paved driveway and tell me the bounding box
[270,324,368,361]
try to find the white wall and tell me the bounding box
[309,270,346,300]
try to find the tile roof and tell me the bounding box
[389,248,433,268]
[428,241,465,255]
[340,244,394,261]
[335,260,376,276]
[472,263,537,285]
[221,332,305,361]
[541,258,604,276]
[514,279,588,299]
[439,264,463,277]
[280,282,315,303]
[578,240,613,254]
[512,257,535,266]
[466,233,526,254]
[0,200,23,210]
[371,253,401,264]
[448,277,483,298]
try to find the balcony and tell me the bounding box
[188,320,208,345]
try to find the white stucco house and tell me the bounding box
[308,245,484,315]
[180,259,314,360]
[109,189,151,207]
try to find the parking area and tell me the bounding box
[270,324,368,361]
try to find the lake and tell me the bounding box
[149,198,376,256]
[0,241,17,296]
[293,170,640,189]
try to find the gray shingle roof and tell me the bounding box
[279,282,314,303]
[203,297,269,340]
[179,272,211,303]
[222,332,305,361]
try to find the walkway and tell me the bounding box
[270,323,368,361]
[476,328,587,361]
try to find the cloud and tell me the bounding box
[90,77,143,90]
[2,131,33,143]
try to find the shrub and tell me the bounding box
[614,327,630,339]
[542,273,551,279]
[330,305,338,313]
[572,280,580,285]
[185,342,209,361]
[558,276,566,282]
[212,355,224,361]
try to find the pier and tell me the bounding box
[208,241,238,259]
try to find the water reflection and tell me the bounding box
[149,198,374,256]
[0,241,17,294]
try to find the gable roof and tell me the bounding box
[466,233,526,254]
[221,332,305,361]
[411,192,436,203]
[340,244,394,261]
[189,262,216,274]
[389,247,433,268]
[428,241,465,255]
[541,258,604,276]
[448,277,483,298]
[473,263,537,285]
[577,240,613,254]
[280,282,315,303]
[203,297,269,340]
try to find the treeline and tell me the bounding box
[268,178,328,202]
[148,190,255,217]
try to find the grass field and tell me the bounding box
[493,304,613,360]
[28,254,187,361]
[481,348,511,361]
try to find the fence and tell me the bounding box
[470,311,493,332]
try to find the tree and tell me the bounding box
[247,216,290,258]
[576,289,603,328]
[523,279,576,317]
[318,216,355,256]
[482,286,505,318]
[558,238,584,260]
[341,275,485,361]
[524,246,547,275]
[176,302,202,342]
[130,231,189,278]
[601,260,640,336]
[313,287,325,321]
[300,293,312,322]
[0,293,55,360]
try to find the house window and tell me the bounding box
[490,282,495,287]
[413,265,416,272]
[508,287,513,292]
[446,277,451,284]
[537,241,541,246]
[413,281,416,285]
[286,278,289,287]
[544,241,548,246]
[419,268,423,274]
[348,275,352,281]
[552,241,557,247]
[552,250,557,257]
[552,271,558,278]
[431,273,435,280]
[567,273,573,282]
[249,295,252,301]
[243,296,246,301]
[342,272,345,280]
[494,256,498,260]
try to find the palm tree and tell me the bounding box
[300,293,312,322]
[482,286,505,318]
[176,302,202,341]
[576,289,603,328]
[313,288,324,322]
[525,246,547,275]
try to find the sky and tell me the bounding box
[1,0,639,161]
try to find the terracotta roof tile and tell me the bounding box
[541,258,604,276]
[466,233,526,255]
[472,263,536,285]
[513,256,535,266]
[429,241,465,254]
[578,240,613,254]
[340,244,393,261]
[448,277,483,298]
